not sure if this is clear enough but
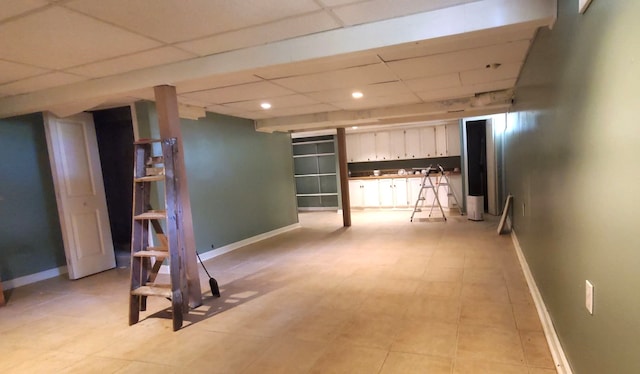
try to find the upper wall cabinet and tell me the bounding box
[446,123,461,156]
[389,130,405,159]
[346,123,461,162]
[404,129,421,158]
[375,131,391,160]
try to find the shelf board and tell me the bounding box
[294,173,337,178]
[296,193,339,197]
[293,153,335,158]
[292,139,334,145]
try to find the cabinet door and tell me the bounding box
[404,129,421,158]
[360,133,376,161]
[348,180,364,207]
[362,180,380,207]
[378,179,394,207]
[408,177,423,206]
[393,178,409,207]
[375,131,391,160]
[346,134,360,162]
[446,123,461,156]
[420,127,436,158]
[435,125,447,157]
[389,130,406,160]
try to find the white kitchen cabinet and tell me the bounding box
[379,178,410,207]
[446,123,461,156]
[435,125,447,157]
[349,179,380,208]
[349,180,364,207]
[346,134,360,162]
[405,129,421,158]
[378,179,394,207]
[394,178,409,207]
[389,130,405,160]
[420,127,436,158]
[362,180,380,207]
[360,133,376,161]
[375,131,391,160]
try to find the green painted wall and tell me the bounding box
[0,114,65,281]
[504,1,640,373]
[135,102,298,253]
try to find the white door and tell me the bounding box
[420,127,436,158]
[389,130,405,160]
[44,112,116,279]
[378,179,394,207]
[374,131,391,160]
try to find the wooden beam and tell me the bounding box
[337,128,351,227]
[153,85,202,308]
[0,280,5,307]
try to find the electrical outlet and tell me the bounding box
[585,280,594,314]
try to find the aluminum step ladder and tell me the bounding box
[431,165,464,216]
[410,166,447,222]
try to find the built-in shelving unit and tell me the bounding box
[292,136,338,210]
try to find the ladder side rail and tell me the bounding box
[130,143,152,325]
[162,138,186,331]
[410,172,429,222]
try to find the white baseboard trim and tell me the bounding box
[159,222,302,274]
[511,230,572,374]
[2,266,68,290]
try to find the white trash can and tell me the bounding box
[467,195,484,221]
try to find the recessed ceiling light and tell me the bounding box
[352,126,358,129]
[260,102,272,109]
[351,91,363,99]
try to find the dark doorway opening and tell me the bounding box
[93,107,135,268]
[466,120,488,212]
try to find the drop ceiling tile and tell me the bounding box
[273,63,397,93]
[306,81,411,102]
[0,7,160,69]
[66,47,196,78]
[318,0,363,6]
[66,0,321,44]
[404,73,461,92]
[244,103,340,119]
[331,93,420,110]
[415,78,515,102]
[204,104,246,116]
[224,94,319,111]
[176,73,262,94]
[181,81,296,104]
[0,72,87,96]
[0,0,48,22]
[332,0,477,26]
[378,27,535,61]
[256,53,380,80]
[177,11,340,57]
[386,40,530,80]
[0,60,50,85]
[459,62,521,85]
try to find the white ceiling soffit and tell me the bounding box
[0,0,557,126]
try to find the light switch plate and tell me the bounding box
[585,280,594,314]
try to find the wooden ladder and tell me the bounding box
[129,138,189,331]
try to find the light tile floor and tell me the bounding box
[0,211,556,373]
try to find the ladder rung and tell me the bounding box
[135,175,165,182]
[134,138,162,145]
[134,210,167,220]
[131,285,172,298]
[146,167,165,176]
[133,249,169,258]
[146,156,164,165]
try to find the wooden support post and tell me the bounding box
[0,280,5,307]
[153,85,202,308]
[337,128,351,227]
